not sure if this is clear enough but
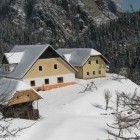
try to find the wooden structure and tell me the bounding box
[0,77,42,120]
[8,90,42,106]
[1,102,39,120]
[1,89,42,120]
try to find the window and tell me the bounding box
[96,60,99,64]
[88,61,91,64]
[57,77,63,83]
[5,65,10,72]
[93,71,95,75]
[99,70,101,74]
[39,66,43,71]
[45,79,49,85]
[87,72,90,76]
[54,64,58,69]
[30,80,35,86]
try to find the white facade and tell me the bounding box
[22,73,75,87]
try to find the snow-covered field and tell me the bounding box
[5,73,140,140]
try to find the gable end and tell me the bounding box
[39,47,60,59]
[1,55,9,64]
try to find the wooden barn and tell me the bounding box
[0,78,42,120]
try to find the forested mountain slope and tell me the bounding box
[0,0,117,48]
[0,0,139,84]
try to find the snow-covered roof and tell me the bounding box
[0,78,35,105]
[4,52,24,64]
[57,48,109,66]
[0,44,50,79]
[0,44,77,79]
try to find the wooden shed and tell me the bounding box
[0,78,42,120]
[8,89,42,106]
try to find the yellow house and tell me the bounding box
[57,48,109,79]
[1,45,77,90]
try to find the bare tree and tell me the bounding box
[107,89,140,139]
[0,117,34,138]
[104,90,112,110]
[116,91,121,112]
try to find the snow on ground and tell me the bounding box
[4,73,140,140]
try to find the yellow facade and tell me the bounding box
[75,66,83,79]
[76,56,106,79]
[23,58,75,79]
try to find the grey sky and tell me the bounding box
[120,0,140,11]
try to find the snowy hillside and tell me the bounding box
[4,73,140,140]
